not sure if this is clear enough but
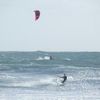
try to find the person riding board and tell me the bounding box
[59,74,67,84]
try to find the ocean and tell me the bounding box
[0,51,100,100]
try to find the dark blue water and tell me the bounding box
[0,52,100,100]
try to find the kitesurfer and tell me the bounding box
[50,56,53,60]
[60,74,67,84]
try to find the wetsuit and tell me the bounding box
[61,75,67,83]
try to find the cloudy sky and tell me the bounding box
[0,0,100,51]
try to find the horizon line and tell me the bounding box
[0,50,100,52]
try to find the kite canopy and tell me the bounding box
[34,10,40,21]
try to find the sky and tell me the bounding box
[0,0,100,51]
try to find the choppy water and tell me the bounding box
[0,51,100,100]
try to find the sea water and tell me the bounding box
[0,51,100,100]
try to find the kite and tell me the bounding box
[34,10,40,21]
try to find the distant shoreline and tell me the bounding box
[0,51,100,53]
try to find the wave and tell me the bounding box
[64,58,71,61]
[0,74,78,89]
[0,87,100,100]
[0,71,100,87]
[35,56,52,61]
